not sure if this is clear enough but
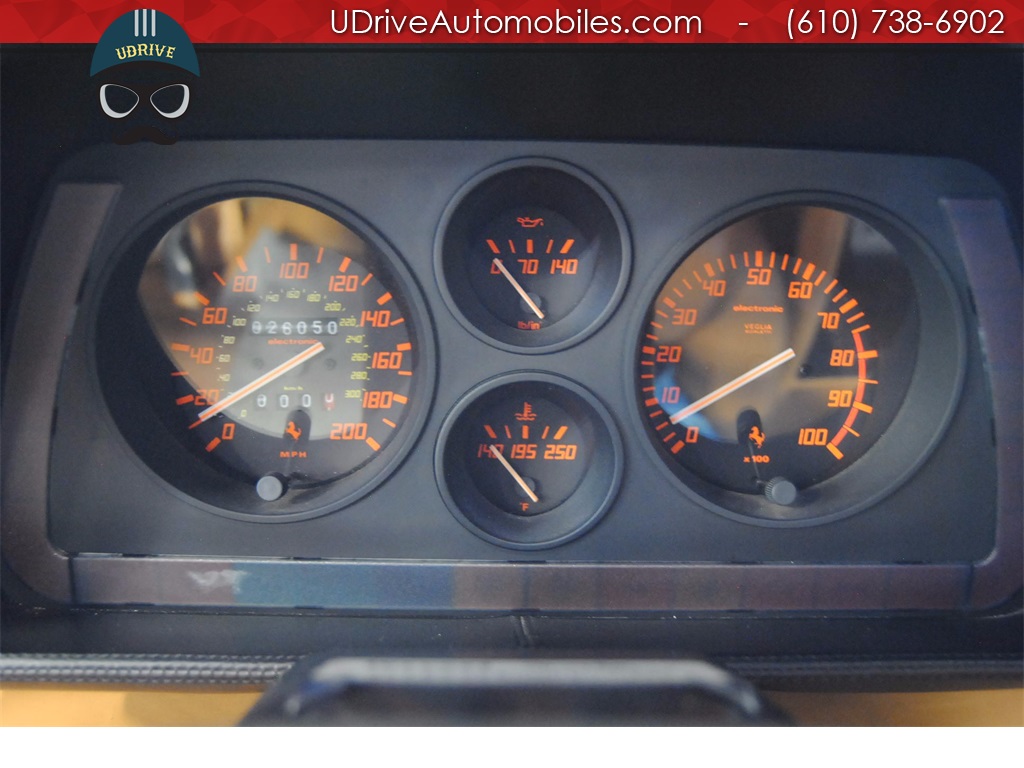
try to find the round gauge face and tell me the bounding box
[437,163,629,351]
[467,207,598,330]
[96,196,430,519]
[636,205,936,523]
[464,395,591,518]
[437,374,622,549]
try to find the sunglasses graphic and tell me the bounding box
[100,83,190,119]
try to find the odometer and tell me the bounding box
[635,204,945,524]
[97,195,430,519]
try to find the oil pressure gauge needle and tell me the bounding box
[668,348,797,424]
[191,341,326,427]
[488,444,540,503]
[491,258,545,320]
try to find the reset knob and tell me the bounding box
[256,474,286,502]
[764,477,798,506]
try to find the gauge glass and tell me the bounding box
[637,205,923,522]
[437,374,622,549]
[98,196,427,518]
[438,163,629,351]
[468,207,598,331]
[467,395,591,517]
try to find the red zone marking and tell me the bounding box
[830,323,877,454]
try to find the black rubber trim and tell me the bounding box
[0,654,294,686]
[2,651,1020,692]
[726,656,1023,692]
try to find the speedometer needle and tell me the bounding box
[668,348,797,424]
[492,258,545,320]
[488,444,540,503]
[191,341,325,427]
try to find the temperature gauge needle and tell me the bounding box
[191,341,325,427]
[492,258,545,320]
[488,444,540,503]
[669,348,797,424]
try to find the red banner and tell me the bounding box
[1,0,1021,43]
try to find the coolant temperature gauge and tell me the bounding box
[436,374,622,549]
[471,395,586,517]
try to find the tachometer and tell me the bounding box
[96,195,432,519]
[635,203,963,524]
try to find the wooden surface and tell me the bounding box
[1,686,1021,726]
[766,689,1024,727]
[0,686,263,727]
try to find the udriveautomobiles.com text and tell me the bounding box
[330,8,703,37]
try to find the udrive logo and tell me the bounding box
[90,10,200,145]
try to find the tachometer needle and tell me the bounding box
[492,258,545,320]
[668,348,797,424]
[488,444,540,503]
[191,341,325,427]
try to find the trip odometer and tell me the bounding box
[636,204,960,525]
[97,196,430,519]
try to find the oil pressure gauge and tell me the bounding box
[437,161,630,352]
[437,373,622,549]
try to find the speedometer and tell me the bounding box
[96,195,432,520]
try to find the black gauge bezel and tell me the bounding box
[435,159,631,353]
[436,373,623,549]
[630,194,966,527]
[91,184,436,522]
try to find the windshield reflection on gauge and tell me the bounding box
[97,196,430,519]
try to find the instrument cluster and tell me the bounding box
[3,140,1019,613]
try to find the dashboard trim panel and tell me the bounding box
[73,554,971,611]
[3,141,1019,614]
[0,183,121,603]
[943,198,1023,609]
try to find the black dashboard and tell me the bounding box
[2,46,1021,695]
